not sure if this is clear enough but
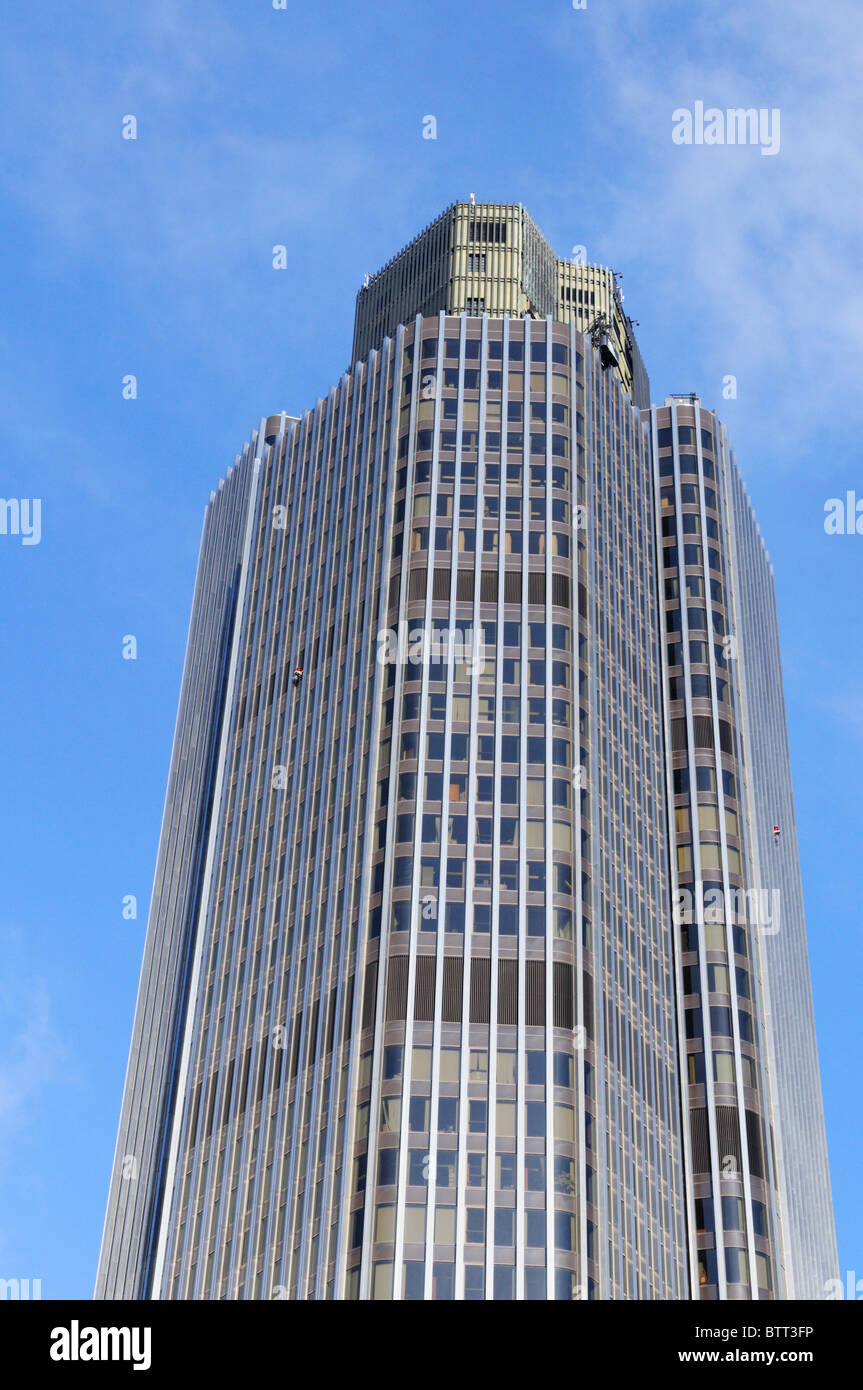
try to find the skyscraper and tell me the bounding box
[96,202,836,1301]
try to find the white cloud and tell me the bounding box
[541,0,863,465]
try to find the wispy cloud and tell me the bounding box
[535,0,863,464]
[0,3,374,363]
[823,689,863,742]
[0,960,70,1140]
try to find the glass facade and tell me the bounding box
[652,398,837,1298]
[96,208,836,1302]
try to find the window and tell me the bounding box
[497,775,517,803]
[708,964,730,993]
[447,816,467,847]
[554,908,572,940]
[412,1047,432,1080]
[725,1247,749,1285]
[372,1262,393,1300]
[526,1102,546,1137]
[683,964,700,995]
[528,862,546,892]
[408,1151,427,1185]
[554,1212,575,1251]
[525,1155,545,1190]
[694,1197,714,1231]
[404,1206,425,1243]
[434,1152,455,1189]
[383,1044,403,1080]
[426,732,444,760]
[554,1157,576,1195]
[697,1249,718,1287]
[380,1097,401,1132]
[437,1050,459,1085]
[554,1104,575,1141]
[438,1098,458,1133]
[468,1099,487,1133]
[496,1102,516,1137]
[756,1253,772,1292]
[446,860,465,891]
[465,1208,485,1244]
[497,1050,516,1084]
[378,1149,397,1186]
[468,1154,486,1186]
[434,1208,455,1244]
[722,1196,745,1231]
[496,1153,517,1189]
[494,1209,516,1246]
[499,903,518,936]
[409,1098,429,1132]
[713,1051,736,1083]
[375,1205,395,1242]
[553,1052,573,1089]
[522,1210,546,1249]
[526,905,545,936]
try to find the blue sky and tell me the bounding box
[1,0,861,1298]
